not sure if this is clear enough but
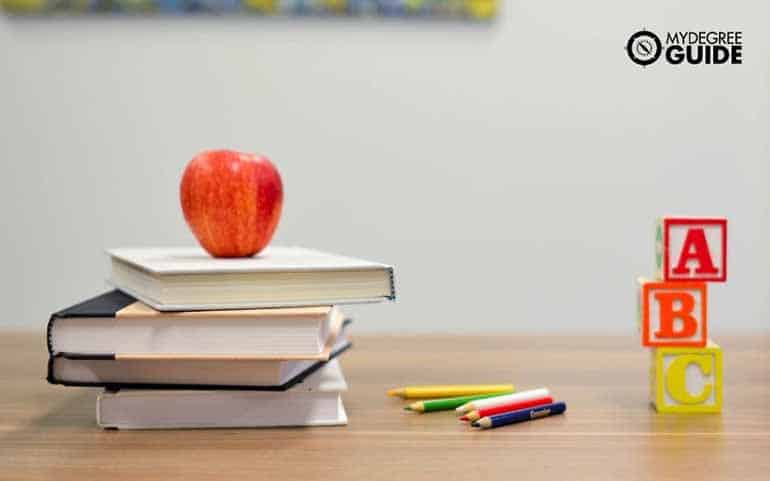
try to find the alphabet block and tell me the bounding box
[638,278,707,347]
[655,217,727,282]
[650,341,723,413]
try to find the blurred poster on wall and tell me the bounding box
[0,0,496,19]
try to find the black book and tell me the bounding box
[47,291,352,391]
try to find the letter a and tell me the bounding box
[672,228,718,276]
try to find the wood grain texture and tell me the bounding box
[1,331,769,481]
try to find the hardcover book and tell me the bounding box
[48,329,352,390]
[47,290,345,359]
[96,359,349,429]
[107,246,395,311]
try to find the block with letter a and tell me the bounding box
[650,341,723,413]
[656,217,727,282]
[638,278,707,347]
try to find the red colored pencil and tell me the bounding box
[460,396,554,422]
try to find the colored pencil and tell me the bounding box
[455,387,549,413]
[460,395,553,422]
[471,401,566,429]
[387,384,514,399]
[404,391,515,413]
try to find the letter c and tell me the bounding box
[665,354,713,404]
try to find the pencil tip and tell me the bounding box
[387,388,404,397]
[403,406,412,411]
[471,422,480,427]
[459,416,468,421]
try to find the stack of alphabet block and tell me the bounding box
[637,217,727,413]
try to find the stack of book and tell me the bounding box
[47,246,395,429]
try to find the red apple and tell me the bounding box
[180,149,283,258]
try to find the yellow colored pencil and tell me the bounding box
[386,384,514,399]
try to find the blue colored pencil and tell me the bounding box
[471,401,567,429]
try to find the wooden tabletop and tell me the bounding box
[1,331,768,481]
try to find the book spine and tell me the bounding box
[46,356,58,384]
[387,266,397,301]
[46,314,57,355]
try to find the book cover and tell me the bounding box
[107,246,395,311]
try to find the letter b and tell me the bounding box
[639,279,707,347]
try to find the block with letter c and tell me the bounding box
[650,341,723,413]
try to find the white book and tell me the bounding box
[107,246,395,311]
[96,360,349,430]
[48,291,344,358]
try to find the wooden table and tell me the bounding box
[1,331,768,481]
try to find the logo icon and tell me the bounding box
[626,30,662,66]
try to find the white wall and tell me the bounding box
[1,1,768,332]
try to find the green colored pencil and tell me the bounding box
[404,391,515,413]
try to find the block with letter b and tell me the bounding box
[638,278,707,347]
[650,341,723,413]
[656,217,727,282]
